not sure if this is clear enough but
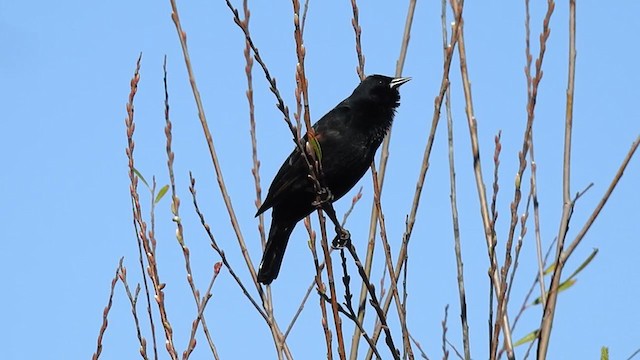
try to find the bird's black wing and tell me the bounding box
[255,145,309,216]
[255,103,353,217]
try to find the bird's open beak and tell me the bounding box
[390,77,411,89]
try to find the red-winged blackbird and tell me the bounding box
[256,75,411,284]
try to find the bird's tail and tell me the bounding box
[257,220,294,284]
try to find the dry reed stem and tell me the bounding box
[522,0,556,312]
[169,0,265,299]
[239,1,280,353]
[356,4,417,355]
[535,0,568,356]
[160,57,219,360]
[289,0,341,355]
[223,0,320,195]
[242,0,266,256]
[539,135,640,355]
[365,4,462,359]
[448,0,515,356]
[563,135,639,259]
[125,55,160,360]
[368,165,413,359]
[290,0,347,357]
[171,2,296,358]
[125,55,179,360]
[522,0,549,316]
[442,1,471,357]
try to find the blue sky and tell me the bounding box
[1,1,639,359]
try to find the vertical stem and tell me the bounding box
[537,1,575,357]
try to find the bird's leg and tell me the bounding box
[311,186,334,208]
[321,202,351,248]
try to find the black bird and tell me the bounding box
[256,74,411,284]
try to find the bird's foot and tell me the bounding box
[311,187,334,208]
[332,227,351,248]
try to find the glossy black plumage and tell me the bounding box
[256,75,410,284]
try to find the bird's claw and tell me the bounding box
[311,187,334,208]
[332,227,351,248]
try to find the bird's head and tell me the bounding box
[351,74,411,109]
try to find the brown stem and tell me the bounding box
[442,1,471,357]
[357,6,417,357]
[450,0,515,356]
[536,1,572,357]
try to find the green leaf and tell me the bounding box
[308,133,322,162]
[514,329,539,347]
[557,278,577,292]
[155,185,170,204]
[600,346,609,360]
[533,249,597,305]
[532,278,577,305]
[567,248,598,281]
[133,168,149,188]
[544,248,598,277]
[543,262,556,276]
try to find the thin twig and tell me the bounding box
[511,239,556,332]
[441,305,449,360]
[183,263,223,360]
[125,55,179,360]
[450,0,515,356]
[126,55,159,360]
[223,0,321,195]
[188,174,293,360]
[541,135,640,355]
[339,249,383,359]
[408,333,431,360]
[117,260,149,360]
[239,2,279,354]
[523,0,548,309]
[347,242,400,360]
[350,0,366,81]
[285,189,364,341]
[368,164,413,359]
[300,0,310,35]
[318,210,347,359]
[162,57,219,360]
[305,216,333,358]
[188,175,267,321]
[442,1,470,357]
[92,259,121,360]
[627,348,640,360]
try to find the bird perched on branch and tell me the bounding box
[256,74,411,284]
